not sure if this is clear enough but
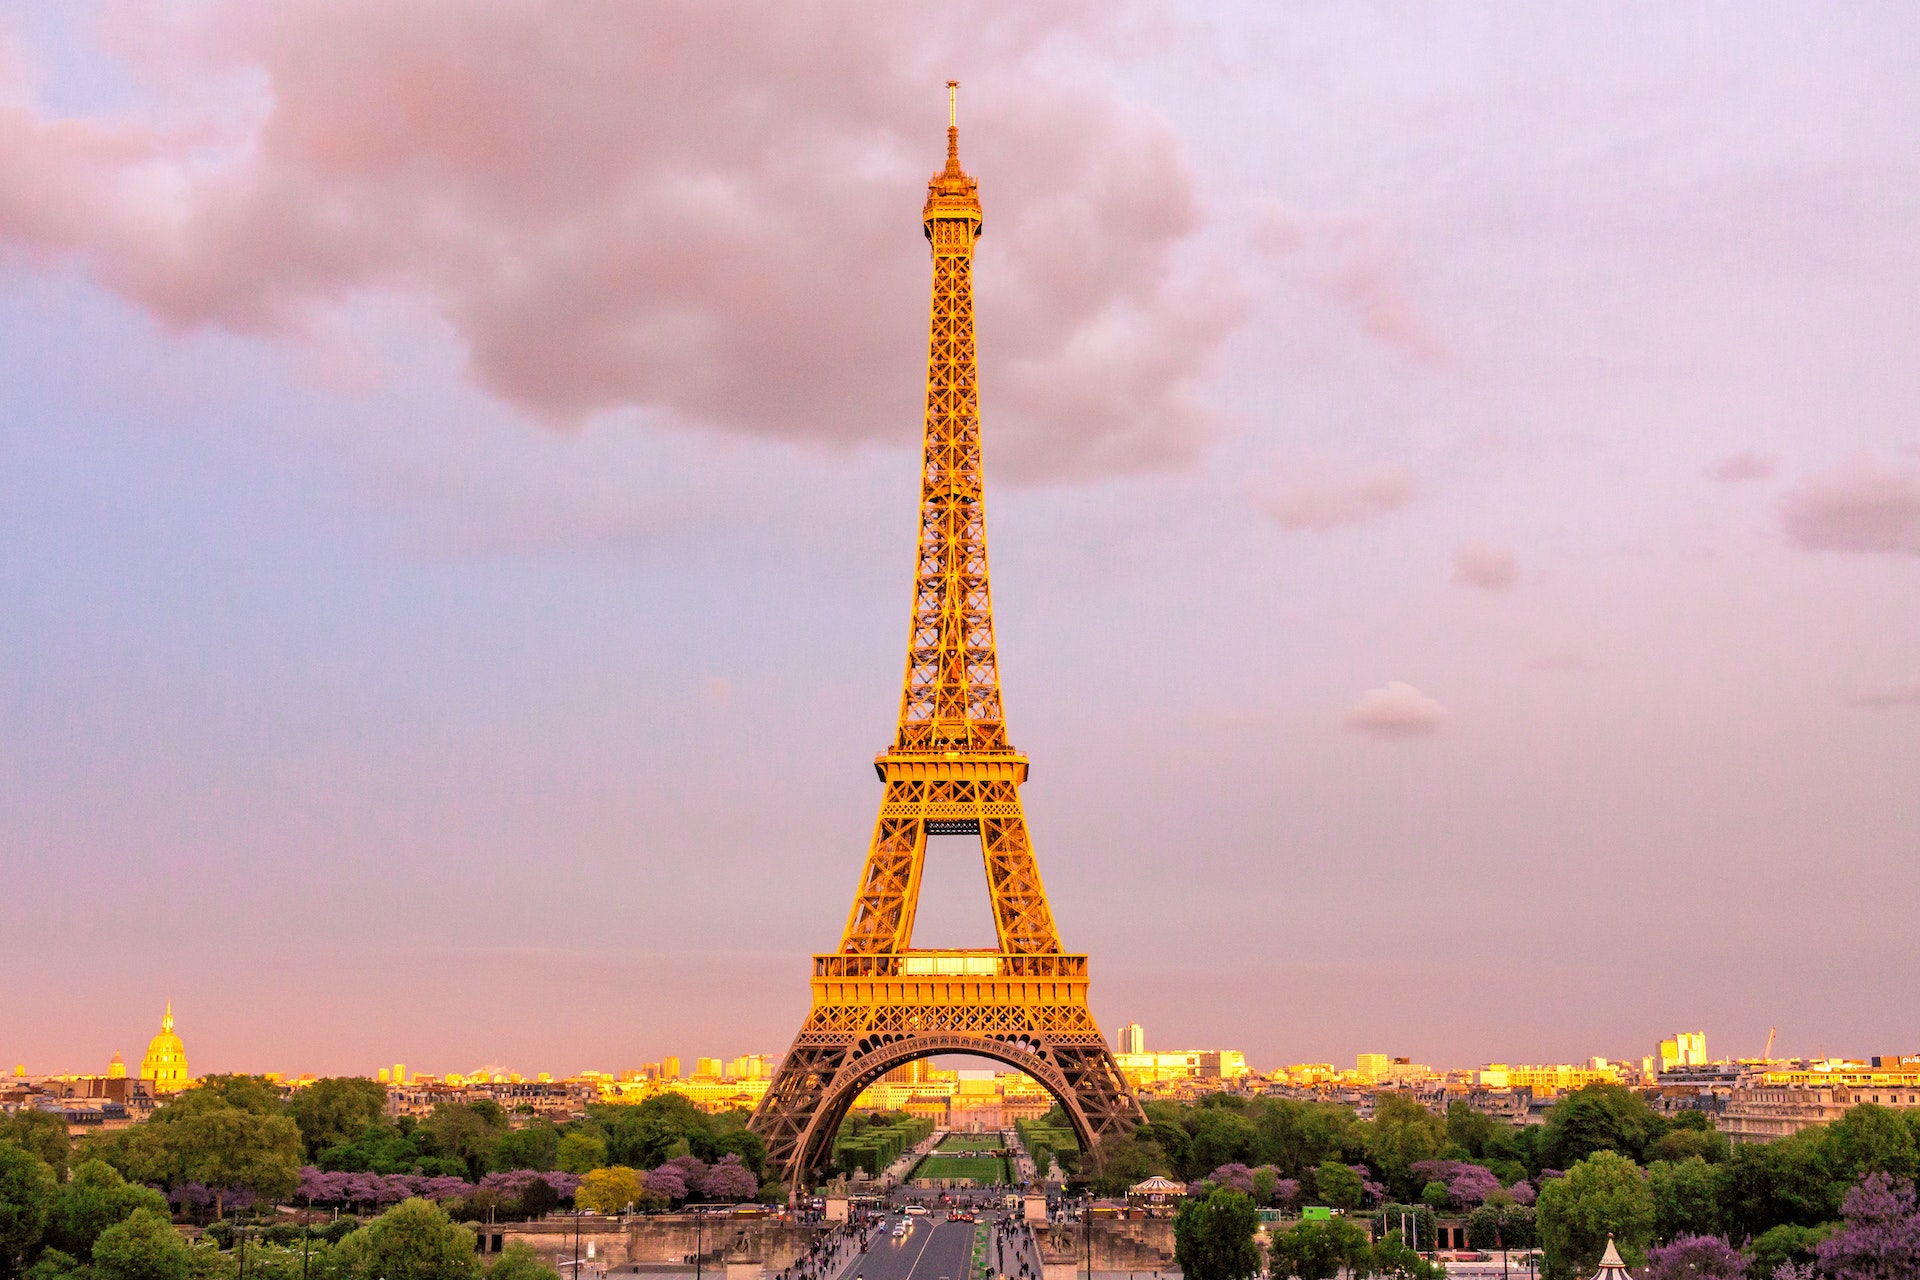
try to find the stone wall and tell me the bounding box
[1038,1221,1177,1272]
[486,1217,829,1272]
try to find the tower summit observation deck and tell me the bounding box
[748,86,1142,1193]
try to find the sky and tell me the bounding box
[2,1,1917,1081]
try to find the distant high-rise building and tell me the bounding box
[661,1057,681,1079]
[393,1063,407,1086]
[725,1054,775,1081]
[377,1068,390,1083]
[694,1057,722,1079]
[1355,1052,1389,1083]
[1658,1032,1708,1072]
[1118,1022,1145,1055]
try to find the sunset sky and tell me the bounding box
[2,2,1916,1079]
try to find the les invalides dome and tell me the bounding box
[139,1002,190,1092]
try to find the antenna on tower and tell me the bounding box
[948,80,958,128]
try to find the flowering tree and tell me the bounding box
[1273,1179,1301,1207]
[645,1166,688,1203]
[1641,1235,1748,1280]
[1508,1181,1537,1207]
[701,1156,759,1202]
[1209,1165,1257,1196]
[1816,1173,1920,1280]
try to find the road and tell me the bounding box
[841,1219,977,1280]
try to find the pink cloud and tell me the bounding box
[1780,459,1920,554]
[1254,467,1416,532]
[0,3,1239,480]
[1248,200,1448,363]
[1344,681,1446,738]
[1704,451,1775,482]
[1452,543,1519,590]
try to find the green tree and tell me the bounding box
[0,1141,59,1278]
[1367,1237,1444,1279]
[1536,1151,1656,1280]
[1646,1128,1730,1165]
[490,1125,558,1174]
[1419,1180,1449,1210]
[91,1208,192,1280]
[145,1100,302,1217]
[1364,1096,1447,1201]
[573,1168,641,1215]
[21,1247,83,1280]
[554,1134,606,1176]
[483,1242,559,1280]
[1171,1188,1261,1280]
[1087,1134,1172,1198]
[49,1160,170,1259]
[1187,1109,1257,1176]
[1267,1217,1368,1280]
[0,1116,72,1182]
[425,1104,509,1182]
[333,1199,478,1280]
[1466,1203,1536,1251]
[1746,1222,1831,1277]
[1541,1086,1661,1170]
[1647,1157,1721,1244]
[188,1077,285,1119]
[288,1079,388,1161]
[1822,1103,1919,1182]
[1446,1103,1502,1161]
[1312,1161,1364,1210]
[1714,1131,1839,1240]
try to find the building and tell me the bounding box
[1720,1060,1920,1142]
[726,1054,776,1081]
[138,1004,191,1093]
[1658,1033,1708,1072]
[660,1057,681,1079]
[693,1057,723,1079]
[1117,1023,1145,1055]
[1477,1062,1622,1095]
[1356,1053,1391,1082]
[1114,1048,1250,1088]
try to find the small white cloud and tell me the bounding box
[1781,460,1920,555]
[1256,468,1416,533]
[1452,543,1519,590]
[1704,451,1775,483]
[1847,683,1920,710]
[1345,681,1446,737]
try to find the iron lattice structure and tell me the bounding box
[750,88,1143,1193]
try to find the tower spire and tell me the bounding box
[946,80,960,172]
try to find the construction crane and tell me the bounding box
[1765,1027,1777,1059]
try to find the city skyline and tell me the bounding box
[4,2,1919,1076]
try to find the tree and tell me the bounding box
[189,1076,285,1118]
[49,1159,170,1259]
[0,1117,72,1182]
[484,1242,560,1280]
[1649,1158,1722,1244]
[699,1156,758,1203]
[1716,1133,1839,1241]
[1466,1203,1536,1251]
[1541,1086,1661,1170]
[1814,1173,1920,1280]
[1536,1151,1656,1280]
[574,1168,642,1215]
[142,1099,303,1217]
[91,1208,193,1280]
[1640,1235,1748,1280]
[1312,1161,1363,1210]
[0,1141,59,1277]
[1087,1134,1171,1198]
[425,1104,509,1182]
[490,1126,559,1174]
[1365,1097,1448,1202]
[1649,1129,1731,1166]
[1447,1103,1501,1161]
[1420,1180,1449,1210]
[1171,1187,1260,1280]
[1823,1106,1920,1184]
[554,1134,606,1176]
[1746,1224,1831,1279]
[1267,1218,1368,1280]
[1367,1237,1445,1279]
[334,1198,479,1280]
[288,1079,388,1161]
[1187,1110,1257,1177]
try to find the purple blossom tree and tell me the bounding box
[646,1166,689,1203]
[1641,1235,1748,1280]
[1447,1165,1502,1208]
[1507,1181,1537,1207]
[1816,1173,1920,1280]
[1209,1164,1257,1196]
[701,1156,759,1202]
[1273,1179,1301,1207]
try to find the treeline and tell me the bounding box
[1077,1085,1920,1280]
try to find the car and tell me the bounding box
[891,1222,909,1239]
[904,1204,928,1216]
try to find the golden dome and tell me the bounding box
[107,1051,127,1079]
[139,1002,190,1093]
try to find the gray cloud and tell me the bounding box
[1781,460,1920,554]
[1848,683,1920,710]
[1255,467,1416,533]
[1705,451,1775,483]
[1453,543,1520,590]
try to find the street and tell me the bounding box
[840,1219,977,1280]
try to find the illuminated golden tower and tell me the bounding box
[750,86,1142,1190]
[139,1002,190,1092]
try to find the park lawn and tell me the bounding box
[936,1134,1006,1152]
[911,1152,1011,1183]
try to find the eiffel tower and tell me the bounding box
[749,86,1143,1192]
